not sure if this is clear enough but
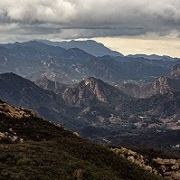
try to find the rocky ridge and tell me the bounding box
[62,77,128,106]
[171,64,180,78]
[0,101,37,144]
[117,64,180,98]
[111,147,180,180]
[151,76,180,96]
[0,101,36,119]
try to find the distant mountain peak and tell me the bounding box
[127,53,178,62]
[37,39,123,57]
[171,64,180,77]
[63,77,127,106]
[84,77,98,85]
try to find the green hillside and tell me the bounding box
[0,101,162,180]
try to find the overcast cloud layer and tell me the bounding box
[0,0,180,41]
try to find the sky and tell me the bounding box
[0,0,180,57]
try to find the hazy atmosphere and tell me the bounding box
[0,0,180,56]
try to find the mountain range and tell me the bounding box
[0,40,180,151]
[0,40,179,84]
[0,72,179,154]
[38,39,123,57]
[117,64,180,98]
[127,54,179,62]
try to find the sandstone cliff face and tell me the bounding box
[63,77,127,106]
[171,64,180,78]
[152,77,172,95]
[117,64,180,98]
[63,77,103,106]
[151,77,180,96]
[118,76,180,98]
[152,64,180,95]
[150,64,180,96]
[111,147,180,180]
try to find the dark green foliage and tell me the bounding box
[0,112,72,141]
[0,112,162,180]
[130,146,180,159]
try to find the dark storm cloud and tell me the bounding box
[0,0,180,41]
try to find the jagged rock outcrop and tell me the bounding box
[145,76,180,97]
[63,77,128,106]
[117,64,180,98]
[153,158,180,179]
[152,77,173,95]
[118,75,180,98]
[170,64,180,78]
[152,77,180,95]
[35,75,68,94]
[0,73,79,130]
[151,65,180,95]
[0,102,36,119]
[0,101,37,143]
[36,76,52,90]
[0,131,23,144]
[111,147,180,180]
[111,147,159,175]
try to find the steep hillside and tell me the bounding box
[0,100,162,180]
[118,92,180,116]
[0,73,83,130]
[111,147,180,180]
[35,75,69,95]
[0,72,59,107]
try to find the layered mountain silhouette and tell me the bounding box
[0,72,179,153]
[38,39,123,57]
[36,74,180,117]
[127,54,178,62]
[0,40,179,84]
[0,40,180,156]
[117,64,180,98]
